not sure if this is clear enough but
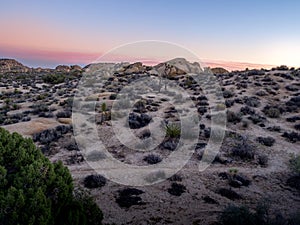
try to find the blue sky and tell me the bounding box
[0,0,299,68]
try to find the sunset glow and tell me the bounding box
[1,0,299,69]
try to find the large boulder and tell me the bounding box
[211,67,229,75]
[123,62,146,74]
[154,58,202,77]
[55,65,71,73]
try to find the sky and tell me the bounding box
[0,0,299,69]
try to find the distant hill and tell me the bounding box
[0,58,82,74]
[204,60,276,71]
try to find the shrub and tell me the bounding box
[165,123,181,138]
[42,74,65,84]
[240,106,255,115]
[225,99,235,107]
[286,116,300,122]
[143,154,162,164]
[217,188,242,200]
[219,202,300,225]
[56,110,72,118]
[263,105,282,118]
[256,136,275,147]
[282,131,300,143]
[223,89,234,98]
[294,124,300,131]
[167,183,186,196]
[289,154,300,175]
[0,127,103,225]
[219,205,253,225]
[258,154,269,167]
[116,188,144,208]
[248,114,266,124]
[83,174,107,189]
[230,136,256,160]
[256,90,267,96]
[168,174,182,182]
[244,96,261,107]
[227,111,242,124]
[109,93,117,100]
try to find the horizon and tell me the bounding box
[1,1,299,70]
[1,56,280,72]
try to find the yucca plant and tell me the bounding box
[165,123,181,138]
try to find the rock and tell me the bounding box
[128,113,152,129]
[70,65,82,72]
[55,65,71,73]
[122,62,146,74]
[0,59,29,73]
[155,58,202,75]
[211,67,229,75]
[154,63,187,77]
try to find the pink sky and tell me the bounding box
[0,15,290,71]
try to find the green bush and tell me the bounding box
[0,128,103,225]
[42,74,65,84]
[227,111,242,123]
[263,106,282,118]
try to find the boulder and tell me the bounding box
[55,65,70,73]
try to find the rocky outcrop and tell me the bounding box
[0,59,29,73]
[211,67,229,75]
[154,58,203,77]
[55,65,71,73]
[70,65,82,72]
[154,62,187,77]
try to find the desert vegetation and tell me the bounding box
[0,58,299,224]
